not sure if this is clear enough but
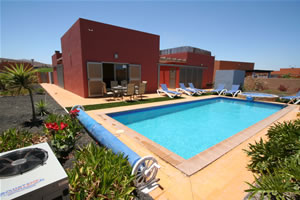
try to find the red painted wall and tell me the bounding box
[186,52,215,88]
[79,18,160,97]
[61,20,85,97]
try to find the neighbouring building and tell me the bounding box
[213,60,254,81]
[245,69,273,78]
[0,58,34,71]
[0,58,52,83]
[159,46,215,89]
[51,18,216,98]
[271,67,300,78]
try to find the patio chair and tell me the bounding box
[111,81,118,88]
[280,90,300,104]
[136,83,146,100]
[176,83,197,96]
[157,84,182,98]
[123,83,135,101]
[101,82,114,100]
[211,84,227,95]
[188,83,207,95]
[223,84,241,97]
[121,80,127,87]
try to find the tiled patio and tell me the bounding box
[41,83,299,200]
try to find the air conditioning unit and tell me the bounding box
[0,142,70,200]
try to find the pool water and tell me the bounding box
[108,98,284,159]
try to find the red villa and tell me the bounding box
[51,18,215,98]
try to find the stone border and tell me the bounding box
[92,97,297,176]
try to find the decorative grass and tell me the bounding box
[65,96,184,111]
[36,67,53,72]
[192,92,214,96]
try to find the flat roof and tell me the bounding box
[246,69,273,72]
[160,46,211,56]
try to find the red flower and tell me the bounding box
[69,109,80,116]
[45,122,52,129]
[60,122,68,130]
[45,122,59,131]
[52,123,59,131]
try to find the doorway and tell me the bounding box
[102,63,115,88]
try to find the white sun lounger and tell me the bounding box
[157,84,182,98]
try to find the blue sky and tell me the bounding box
[1,0,300,70]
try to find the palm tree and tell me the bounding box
[1,63,38,121]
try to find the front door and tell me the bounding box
[169,69,176,88]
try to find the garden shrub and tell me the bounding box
[67,143,135,200]
[244,119,300,199]
[44,114,82,159]
[278,84,288,92]
[35,87,45,95]
[0,128,34,152]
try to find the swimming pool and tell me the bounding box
[108,97,284,160]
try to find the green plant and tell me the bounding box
[282,73,292,78]
[35,99,49,116]
[246,156,300,199]
[244,119,300,199]
[44,114,82,159]
[245,119,300,173]
[67,143,135,200]
[1,64,38,121]
[35,87,45,95]
[0,128,33,152]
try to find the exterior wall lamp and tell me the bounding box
[114,53,118,59]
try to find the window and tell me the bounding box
[129,64,141,81]
[115,64,128,83]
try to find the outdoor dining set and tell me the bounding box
[102,80,147,101]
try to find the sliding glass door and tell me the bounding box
[87,62,141,97]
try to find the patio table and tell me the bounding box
[112,86,127,98]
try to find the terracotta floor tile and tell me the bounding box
[41,83,300,200]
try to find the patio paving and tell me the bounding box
[41,83,299,200]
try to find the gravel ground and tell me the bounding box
[0,88,65,134]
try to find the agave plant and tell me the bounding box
[1,64,38,121]
[35,99,49,116]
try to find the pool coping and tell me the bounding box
[91,96,296,176]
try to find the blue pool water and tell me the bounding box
[108,98,284,159]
